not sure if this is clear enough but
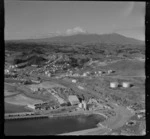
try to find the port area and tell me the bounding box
[5,101,135,135]
[4,55,145,135]
[5,109,106,120]
[59,102,135,135]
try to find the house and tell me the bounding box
[73,73,79,77]
[82,73,87,77]
[30,86,39,92]
[72,79,77,83]
[108,70,112,74]
[31,65,38,67]
[27,104,35,109]
[98,71,102,74]
[31,80,40,84]
[68,95,80,105]
[47,73,51,77]
[5,69,9,74]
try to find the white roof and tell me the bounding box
[68,95,79,102]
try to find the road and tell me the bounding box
[101,103,135,129]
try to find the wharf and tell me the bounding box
[5,112,49,120]
[48,110,107,118]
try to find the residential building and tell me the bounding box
[27,104,35,109]
[72,79,77,83]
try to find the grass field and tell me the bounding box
[5,102,32,113]
[28,81,66,90]
[5,83,21,96]
[100,59,145,77]
[5,90,19,97]
[5,94,44,106]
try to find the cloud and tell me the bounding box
[66,27,87,35]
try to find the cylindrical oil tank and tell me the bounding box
[110,82,118,88]
[122,82,130,88]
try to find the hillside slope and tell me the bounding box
[6,33,144,45]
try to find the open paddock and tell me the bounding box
[5,94,44,106]
[5,102,32,113]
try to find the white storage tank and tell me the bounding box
[110,82,118,88]
[122,82,130,88]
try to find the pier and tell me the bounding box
[5,110,107,120]
[5,112,49,120]
[48,110,108,119]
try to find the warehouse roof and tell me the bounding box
[68,95,79,103]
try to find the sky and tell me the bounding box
[4,1,145,41]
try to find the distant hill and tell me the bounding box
[25,33,144,45]
[6,33,144,45]
[13,54,47,66]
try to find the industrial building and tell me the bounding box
[82,101,87,110]
[78,103,82,108]
[78,101,87,110]
[68,95,80,105]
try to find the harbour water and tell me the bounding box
[5,114,105,135]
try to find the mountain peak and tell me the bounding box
[9,32,144,46]
[40,32,144,45]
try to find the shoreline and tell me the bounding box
[59,103,135,135]
[5,110,107,121]
[59,123,109,135]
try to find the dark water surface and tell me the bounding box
[5,114,105,135]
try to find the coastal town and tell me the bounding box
[4,1,145,136]
[5,49,145,135]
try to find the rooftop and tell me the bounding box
[68,95,79,103]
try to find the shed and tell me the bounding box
[68,95,80,105]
